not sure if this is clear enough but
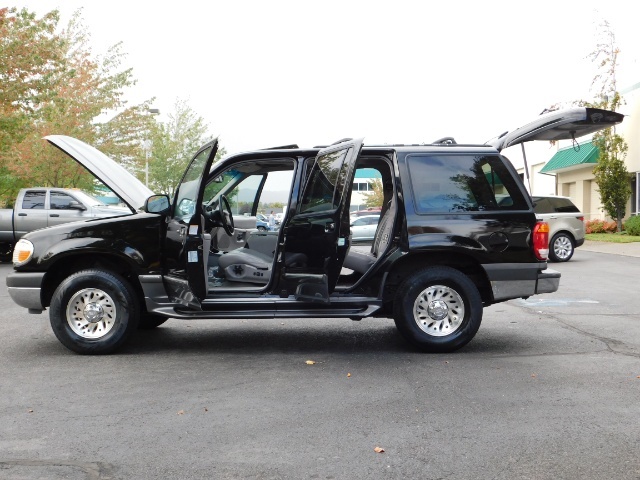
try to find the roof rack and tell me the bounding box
[432,137,457,145]
[261,144,299,150]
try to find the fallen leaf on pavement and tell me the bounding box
[177,410,185,415]
[347,373,351,377]
[374,447,385,453]
[305,360,316,365]
[27,408,33,413]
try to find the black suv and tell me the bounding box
[6,108,623,354]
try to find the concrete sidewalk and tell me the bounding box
[580,239,640,258]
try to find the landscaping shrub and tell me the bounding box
[624,215,640,236]
[585,219,618,233]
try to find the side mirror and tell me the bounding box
[68,200,86,211]
[144,195,171,215]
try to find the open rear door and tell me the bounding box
[280,138,363,303]
[163,140,219,308]
[487,107,624,152]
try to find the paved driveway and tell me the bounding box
[1,251,639,479]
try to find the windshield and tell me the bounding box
[71,190,108,207]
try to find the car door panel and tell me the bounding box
[279,139,363,301]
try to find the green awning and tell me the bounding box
[540,141,599,173]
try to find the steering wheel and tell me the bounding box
[219,195,234,235]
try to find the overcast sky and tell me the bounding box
[11,1,640,166]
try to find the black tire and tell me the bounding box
[138,313,169,330]
[257,226,267,232]
[393,266,483,353]
[0,242,13,263]
[49,269,140,354]
[548,232,574,262]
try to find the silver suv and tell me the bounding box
[532,196,585,262]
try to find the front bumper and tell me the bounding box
[6,271,46,313]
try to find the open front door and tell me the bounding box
[280,138,363,302]
[164,140,219,308]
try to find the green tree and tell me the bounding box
[586,21,631,232]
[363,178,384,208]
[0,8,156,204]
[147,99,224,198]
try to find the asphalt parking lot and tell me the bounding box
[1,247,639,479]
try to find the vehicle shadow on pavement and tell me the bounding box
[117,320,521,356]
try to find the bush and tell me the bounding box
[624,215,640,236]
[585,219,618,233]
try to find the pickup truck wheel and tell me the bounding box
[49,270,140,354]
[139,313,168,330]
[394,267,482,353]
[549,233,574,262]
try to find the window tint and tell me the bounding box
[300,147,351,214]
[22,191,45,209]
[550,197,580,213]
[50,192,75,209]
[407,154,528,213]
[532,197,580,213]
[532,197,554,214]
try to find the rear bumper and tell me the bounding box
[575,237,585,248]
[535,268,560,294]
[6,271,46,312]
[482,263,560,302]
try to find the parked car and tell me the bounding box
[532,195,585,262]
[0,187,130,261]
[351,207,382,217]
[6,107,623,355]
[256,214,270,231]
[350,214,380,242]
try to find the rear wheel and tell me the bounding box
[549,232,574,262]
[49,269,140,354]
[394,267,482,352]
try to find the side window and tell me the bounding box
[173,145,213,219]
[203,161,295,216]
[551,198,580,213]
[532,197,553,214]
[50,192,74,209]
[21,191,45,209]
[227,174,263,215]
[300,148,351,214]
[407,154,528,214]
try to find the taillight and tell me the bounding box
[533,222,549,260]
[577,216,584,222]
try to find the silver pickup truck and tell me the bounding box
[0,188,130,261]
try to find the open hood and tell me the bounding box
[46,135,154,212]
[487,107,624,152]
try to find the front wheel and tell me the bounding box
[49,269,140,354]
[548,232,574,262]
[393,267,483,353]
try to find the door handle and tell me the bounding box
[325,222,335,232]
[18,213,27,216]
[50,214,59,217]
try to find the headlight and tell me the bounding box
[13,239,34,266]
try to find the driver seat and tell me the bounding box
[217,235,306,284]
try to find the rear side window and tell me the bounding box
[22,191,46,209]
[407,154,528,213]
[532,197,580,213]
